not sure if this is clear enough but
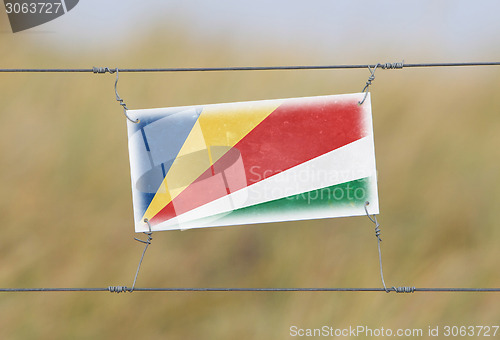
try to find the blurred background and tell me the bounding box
[0,1,499,339]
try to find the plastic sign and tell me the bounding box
[126,93,378,232]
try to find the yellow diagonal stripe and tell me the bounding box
[143,100,282,222]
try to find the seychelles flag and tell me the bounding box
[126,93,378,232]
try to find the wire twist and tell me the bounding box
[364,201,389,292]
[113,68,139,123]
[391,286,415,293]
[364,201,417,294]
[108,286,129,293]
[92,67,115,74]
[364,201,382,242]
[129,219,154,292]
[358,61,404,105]
[380,61,404,69]
[358,64,378,105]
[93,66,138,123]
[107,220,154,294]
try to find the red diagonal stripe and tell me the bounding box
[150,97,365,225]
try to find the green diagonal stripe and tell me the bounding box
[180,177,371,227]
[228,177,369,217]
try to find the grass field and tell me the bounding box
[0,18,499,339]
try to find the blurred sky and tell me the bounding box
[2,0,500,63]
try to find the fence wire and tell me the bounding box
[1,60,499,294]
[0,61,499,73]
[0,287,499,293]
